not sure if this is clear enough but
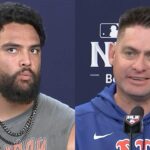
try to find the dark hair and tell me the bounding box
[118,7,150,37]
[0,2,45,46]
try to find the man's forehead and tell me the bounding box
[119,25,150,37]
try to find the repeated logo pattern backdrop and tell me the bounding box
[0,0,150,108]
[0,0,75,108]
[76,0,150,105]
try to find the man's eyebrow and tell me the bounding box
[1,43,41,48]
[123,46,139,52]
[123,46,150,53]
[1,43,22,48]
[30,44,41,48]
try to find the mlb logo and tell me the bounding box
[126,115,140,125]
[99,23,119,38]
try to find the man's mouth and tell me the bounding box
[18,71,33,80]
[131,77,149,80]
[128,75,150,83]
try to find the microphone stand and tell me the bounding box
[124,116,143,150]
[129,129,133,150]
[124,106,144,150]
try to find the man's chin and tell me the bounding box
[17,79,33,88]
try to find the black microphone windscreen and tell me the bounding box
[130,106,144,117]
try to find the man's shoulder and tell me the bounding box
[76,84,116,117]
[38,93,74,114]
[76,100,96,117]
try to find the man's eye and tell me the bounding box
[7,48,17,53]
[146,53,150,60]
[125,51,134,55]
[123,50,136,58]
[31,48,40,54]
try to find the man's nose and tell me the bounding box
[132,55,146,72]
[19,50,31,67]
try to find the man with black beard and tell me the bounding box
[0,2,74,150]
[0,67,39,104]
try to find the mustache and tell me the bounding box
[16,68,34,76]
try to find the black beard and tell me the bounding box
[0,68,40,104]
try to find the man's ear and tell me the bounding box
[108,43,116,66]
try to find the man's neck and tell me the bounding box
[114,92,150,116]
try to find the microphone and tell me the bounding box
[124,106,144,134]
[131,106,144,116]
[124,106,144,150]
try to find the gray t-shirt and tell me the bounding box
[0,93,74,150]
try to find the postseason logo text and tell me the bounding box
[90,23,118,83]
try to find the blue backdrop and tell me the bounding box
[76,0,150,106]
[1,0,150,108]
[0,0,75,108]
